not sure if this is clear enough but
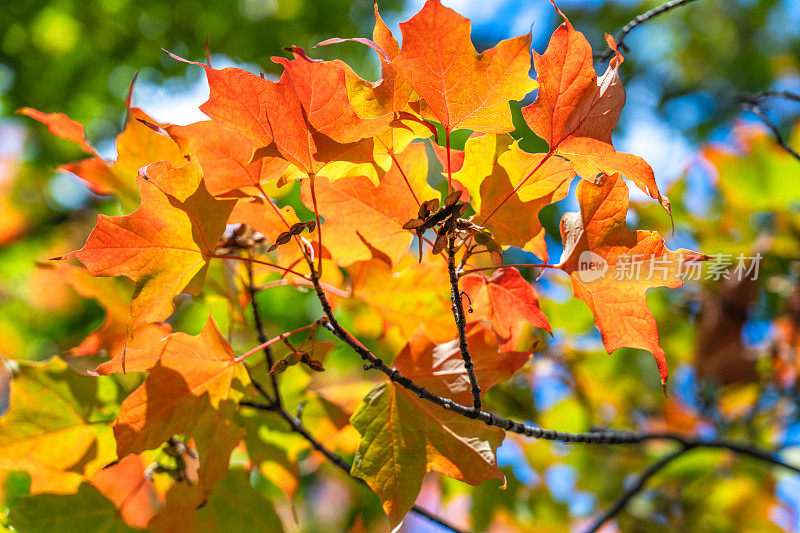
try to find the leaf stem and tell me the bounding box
[459,263,559,277]
[445,127,453,195]
[211,253,306,278]
[479,150,554,226]
[234,322,319,363]
[379,139,421,207]
[308,173,324,277]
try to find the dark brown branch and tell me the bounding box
[737,91,800,162]
[298,231,800,531]
[308,267,800,465]
[586,429,800,532]
[584,445,692,533]
[246,260,282,407]
[447,235,481,410]
[598,0,701,62]
[742,90,800,105]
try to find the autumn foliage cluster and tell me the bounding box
[7,0,775,531]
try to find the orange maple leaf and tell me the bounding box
[168,120,289,197]
[558,173,704,387]
[300,143,430,266]
[394,0,537,134]
[169,49,383,181]
[520,2,668,211]
[113,318,245,510]
[18,106,185,211]
[61,173,235,339]
[462,267,551,351]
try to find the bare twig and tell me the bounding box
[743,90,800,105]
[447,235,482,410]
[584,445,692,533]
[598,0,701,62]
[246,260,281,406]
[737,91,800,162]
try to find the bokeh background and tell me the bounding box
[2,0,800,531]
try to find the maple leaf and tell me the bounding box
[350,326,530,526]
[15,107,96,154]
[9,483,142,533]
[0,358,114,494]
[19,107,186,211]
[148,468,284,533]
[394,0,537,134]
[462,267,551,351]
[558,173,704,387]
[316,3,433,157]
[113,317,245,453]
[60,174,235,336]
[112,318,246,512]
[470,139,574,261]
[351,257,453,342]
[170,49,382,183]
[300,143,431,266]
[520,4,668,211]
[40,263,171,372]
[168,120,289,197]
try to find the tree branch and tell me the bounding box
[246,260,281,406]
[306,266,800,468]
[584,445,692,533]
[598,0,701,62]
[737,91,800,162]
[447,235,482,410]
[297,228,800,530]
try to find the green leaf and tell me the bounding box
[9,483,138,533]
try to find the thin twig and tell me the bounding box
[246,260,281,406]
[447,235,482,410]
[584,445,692,533]
[737,91,800,162]
[598,0,701,62]
[746,90,800,104]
